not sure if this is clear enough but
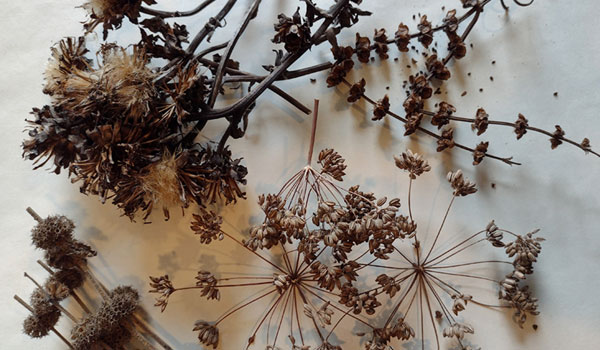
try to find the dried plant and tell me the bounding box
[325,0,598,166]
[353,154,544,350]
[24,0,594,221]
[15,208,173,350]
[150,104,543,349]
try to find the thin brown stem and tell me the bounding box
[420,276,440,350]
[215,288,278,326]
[428,260,512,269]
[208,0,262,107]
[200,0,352,120]
[428,270,499,283]
[429,238,487,267]
[425,230,485,267]
[140,0,215,18]
[308,99,320,165]
[221,230,288,274]
[423,195,456,264]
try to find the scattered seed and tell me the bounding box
[461,91,467,97]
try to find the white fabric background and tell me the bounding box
[1,1,599,349]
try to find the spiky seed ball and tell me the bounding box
[31,215,75,250]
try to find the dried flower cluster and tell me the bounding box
[22,0,373,220]
[151,145,543,349]
[323,0,598,166]
[23,0,598,222]
[15,208,172,350]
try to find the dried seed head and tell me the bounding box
[447,169,477,196]
[485,220,504,247]
[473,141,489,165]
[372,95,390,121]
[426,55,451,81]
[52,268,85,290]
[348,78,366,103]
[318,149,347,181]
[550,125,565,149]
[431,101,455,129]
[142,150,186,211]
[273,9,311,53]
[394,150,431,179]
[395,23,410,52]
[44,278,70,301]
[355,33,372,63]
[191,209,223,245]
[196,271,220,300]
[442,322,474,340]
[514,114,529,140]
[23,313,59,338]
[31,215,75,250]
[72,285,139,349]
[149,275,175,312]
[194,321,219,349]
[417,15,433,47]
[82,0,155,39]
[44,37,90,96]
[472,108,489,135]
[373,28,389,60]
[100,46,157,119]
